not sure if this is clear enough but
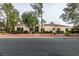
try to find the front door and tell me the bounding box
[35,26,39,33]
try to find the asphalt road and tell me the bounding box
[0,38,79,56]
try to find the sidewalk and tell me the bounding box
[0,34,78,38]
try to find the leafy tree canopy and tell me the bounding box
[60,3,79,25]
[22,11,39,27]
[2,3,19,32]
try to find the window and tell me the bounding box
[56,28,61,34]
[17,27,20,31]
[17,27,23,32]
[41,28,44,32]
[35,26,39,33]
[57,28,60,31]
[65,28,68,31]
[53,28,55,30]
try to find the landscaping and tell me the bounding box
[0,3,79,37]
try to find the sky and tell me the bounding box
[13,3,73,26]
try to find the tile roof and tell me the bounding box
[15,20,69,27]
[44,24,69,27]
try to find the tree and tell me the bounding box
[2,3,19,33]
[60,3,79,26]
[31,3,43,33]
[22,11,39,33]
[0,4,5,30]
[30,3,39,17]
[0,20,5,31]
[9,9,19,32]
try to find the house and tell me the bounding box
[15,20,30,32]
[40,23,70,33]
[15,20,70,33]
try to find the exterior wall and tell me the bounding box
[42,25,70,32]
[15,25,30,32]
[43,26,55,31]
[15,24,70,33]
[55,26,69,32]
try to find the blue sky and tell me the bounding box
[13,3,73,26]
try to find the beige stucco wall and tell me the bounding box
[42,25,70,32]
[43,26,55,31]
[15,24,70,33]
[15,25,30,32]
[55,26,69,32]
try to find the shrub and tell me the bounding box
[56,30,64,34]
[39,31,53,34]
[53,32,56,35]
[23,31,28,34]
[32,31,36,34]
[64,31,71,36]
[0,31,6,34]
[50,31,53,33]
[43,31,50,34]
[11,31,17,34]
[13,30,22,34]
[61,31,64,34]
[70,30,79,34]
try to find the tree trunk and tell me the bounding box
[41,10,43,33]
[29,26,32,34]
[6,17,9,32]
[6,18,12,33]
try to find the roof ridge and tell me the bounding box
[44,23,69,27]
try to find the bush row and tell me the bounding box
[13,30,33,34]
[13,29,79,35]
[12,30,65,34]
[70,30,79,34]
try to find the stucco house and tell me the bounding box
[15,20,30,32]
[41,23,70,33]
[15,20,70,33]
